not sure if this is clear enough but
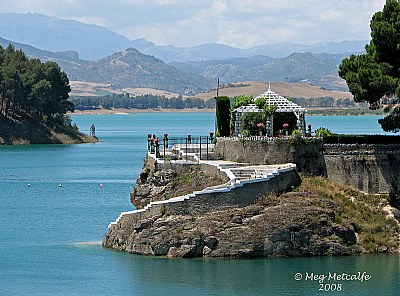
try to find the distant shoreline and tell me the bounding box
[71,107,384,116]
[72,108,215,115]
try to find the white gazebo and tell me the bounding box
[232,85,307,136]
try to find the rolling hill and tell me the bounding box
[65,48,213,94]
[193,81,352,102]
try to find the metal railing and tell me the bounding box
[146,134,215,161]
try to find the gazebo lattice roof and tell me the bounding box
[232,85,306,114]
[253,87,306,113]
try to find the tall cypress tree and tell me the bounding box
[215,96,230,137]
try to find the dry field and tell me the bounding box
[193,81,353,101]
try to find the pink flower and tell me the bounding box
[257,122,264,128]
[283,123,289,129]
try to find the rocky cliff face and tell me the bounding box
[130,157,230,209]
[103,191,363,258]
[103,166,399,258]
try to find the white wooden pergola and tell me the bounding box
[232,85,307,136]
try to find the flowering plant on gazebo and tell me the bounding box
[283,123,289,136]
[256,122,264,136]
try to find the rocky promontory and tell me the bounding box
[0,116,97,145]
[103,159,400,258]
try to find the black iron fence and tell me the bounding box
[146,134,215,161]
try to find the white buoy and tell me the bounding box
[100,183,103,188]
[28,183,31,187]
[59,183,63,187]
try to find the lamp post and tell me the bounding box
[150,138,154,153]
[154,138,160,158]
[147,134,152,151]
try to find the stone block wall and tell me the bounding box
[214,138,326,175]
[214,138,400,194]
[116,169,300,227]
[164,169,300,215]
[324,144,400,194]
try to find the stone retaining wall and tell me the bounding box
[116,169,300,228]
[324,144,400,194]
[214,138,400,194]
[214,137,326,175]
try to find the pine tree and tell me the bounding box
[339,0,400,132]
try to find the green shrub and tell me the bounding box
[315,127,332,138]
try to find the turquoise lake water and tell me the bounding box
[0,113,398,295]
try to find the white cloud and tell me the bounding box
[0,0,388,47]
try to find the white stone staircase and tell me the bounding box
[108,153,296,228]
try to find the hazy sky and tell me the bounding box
[0,0,387,47]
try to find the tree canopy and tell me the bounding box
[231,95,253,110]
[0,44,73,124]
[339,0,400,132]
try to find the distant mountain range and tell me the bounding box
[0,13,367,62]
[0,34,350,93]
[0,36,82,63]
[171,53,350,91]
[0,36,212,94]
[0,12,363,93]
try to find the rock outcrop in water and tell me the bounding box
[103,158,399,258]
[103,192,363,258]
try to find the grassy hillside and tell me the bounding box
[295,176,399,253]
